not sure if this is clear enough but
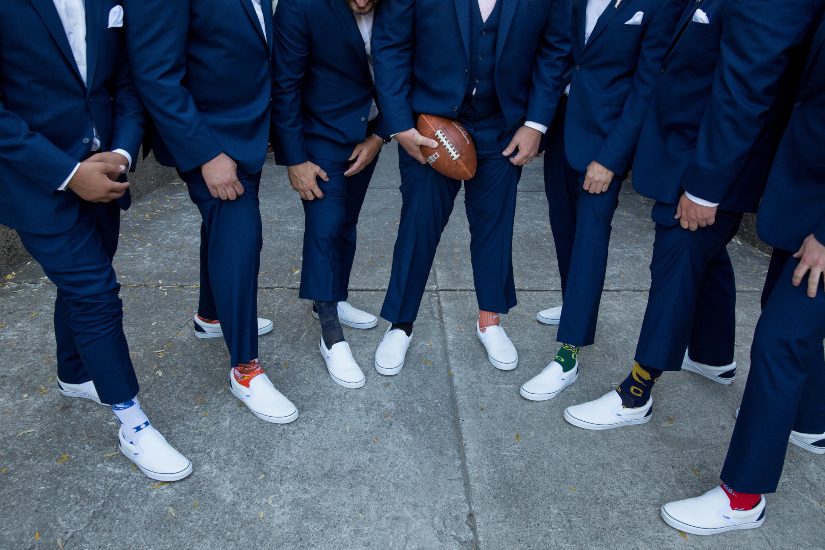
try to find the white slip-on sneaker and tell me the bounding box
[520,361,579,401]
[661,486,766,536]
[57,378,103,405]
[193,315,274,339]
[320,339,366,389]
[476,322,518,371]
[682,352,737,385]
[118,426,193,482]
[564,390,652,430]
[229,370,299,424]
[374,327,412,376]
[734,407,824,454]
[313,302,378,330]
[536,305,562,325]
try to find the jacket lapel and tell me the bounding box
[29,0,85,86]
[330,0,371,79]
[804,17,825,78]
[85,0,102,88]
[665,0,707,60]
[455,0,472,63]
[496,0,518,60]
[263,0,274,52]
[574,0,587,53]
[238,0,268,48]
[581,0,627,53]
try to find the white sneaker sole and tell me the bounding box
[58,387,104,406]
[118,444,193,482]
[682,360,736,385]
[563,407,653,431]
[229,385,300,424]
[488,354,518,371]
[790,435,825,455]
[320,343,366,389]
[194,320,274,339]
[311,310,378,330]
[520,371,578,401]
[375,358,404,376]
[536,312,561,325]
[660,506,764,536]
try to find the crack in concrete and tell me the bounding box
[35,479,120,550]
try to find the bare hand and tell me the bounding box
[583,161,614,194]
[344,135,384,177]
[201,153,244,201]
[395,128,438,164]
[502,125,542,166]
[675,193,717,231]
[67,161,129,202]
[288,161,328,201]
[88,151,129,180]
[792,234,825,298]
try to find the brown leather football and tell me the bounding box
[416,114,477,180]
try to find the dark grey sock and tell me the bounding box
[315,301,345,349]
[391,322,413,337]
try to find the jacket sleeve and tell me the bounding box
[271,0,310,166]
[371,0,416,136]
[0,95,79,194]
[680,0,818,204]
[525,0,572,127]
[594,0,687,175]
[124,0,223,172]
[814,216,825,246]
[107,32,145,170]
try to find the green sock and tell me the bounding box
[554,344,579,372]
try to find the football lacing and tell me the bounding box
[434,129,460,161]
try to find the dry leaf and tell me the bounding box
[678,531,688,541]
[58,537,65,549]
[515,433,521,443]
[103,451,119,459]
[0,467,8,474]
[372,436,380,444]
[17,429,34,436]
[56,453,70,464]
[663,416,676,427]
[34,532,40,542]
[259,511,265,520]
[38,386,48,395]
[422,359,432,366]
[167,506,176,518]
[193,500,200,508]
[151,481,169,489]
[690,466,700,477]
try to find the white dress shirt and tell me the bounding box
[355,11,380,122]
[584,0,612,43]
[52,0,132,190]
[251,0,268,41]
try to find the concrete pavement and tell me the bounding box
[1,152,823,549]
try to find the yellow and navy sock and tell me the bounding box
[554,344,579,373]
[616,362,662,408]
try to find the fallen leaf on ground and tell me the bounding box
[690,466,700,477]
[151,481,169,489]
[56,453,70,464]
[678,531,688,541]
[0,467,8,474]
[17,429,34,436]
[103,451,119,459]
[515,433,521,443]
[167,506,176,518]
[33,532,40,541]
[38,386,48,395]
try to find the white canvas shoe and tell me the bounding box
[661,486,766,536]
[520,361,578,401]
[313,302,378,330]
[682,352,737,385]
[734,407,824,454]
[320,339,366,389]
[193,315,274,339]
[57,378,103,405]
[229,370,299,424]
[564,391,652,430]
[536,305,562,325]
[476,322,518,371]
[118,426,193,482]
[374,327,412,376]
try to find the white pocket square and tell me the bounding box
[108,5,124,28]
[624,11,644,25]
[691,8,710,24]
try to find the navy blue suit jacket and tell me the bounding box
[632,0,821,213]
[125,0,274,174]
[372,0,571,138]
[563,0,686,175]
[758,16,825,252]
[272,0,387,166]
[0,0,143,235]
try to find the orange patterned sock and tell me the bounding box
[232,359,265,388]
[196,314,219,324]
[478,310,500,333]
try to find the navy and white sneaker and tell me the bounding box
[57,378,103,405]
[682,352,736,385]
[661,486,765,536]
[193,315,273,339]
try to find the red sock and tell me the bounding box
[478,310,500,332]
[197,314,219,324]
[233,359,265,388]
[720,482,760,511]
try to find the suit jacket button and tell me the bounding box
[82,138,91,144]
[575,65,581,70]
[361,116,366,122]
[453,107,458,112]
[794,101,802,108]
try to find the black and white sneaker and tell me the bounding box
[682,353,736,385]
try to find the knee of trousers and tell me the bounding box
[61,289,124,326]
[578,191,619,224]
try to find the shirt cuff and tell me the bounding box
[685,192,719,208]
[58,163,81,191]
[524,121,548,135]
[112,149,132,170]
